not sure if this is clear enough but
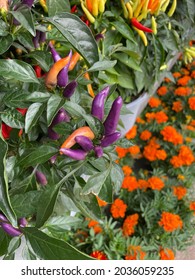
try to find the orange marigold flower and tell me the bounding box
[160,126,183,145]
[190,120,195,127]
[125,245,146,260]
[173,186,187,200]
[128,145,140,156]
[126,125,137,139]
[148,97,161,108]
[115,146,129,158]
[90,251,107,260]
[173,72,181,78]
[143,145,157,161]
[181,68,190,75]
[174,87,192,96]
[160,248,175,260]
[178,145,194,165]
[137,179,149,190]
[122,176,139,191]
[110,198,127,219]
[155,111,168,124]
[157,86,168,96]
[88,219,102,234]
[186,125,195,131]
[170,155,183,168]
[172,101,183,112]
[122,165,133,176]
[148,176,164,191]
[164,77,171,83]
[156,149,167,160]
[188,96,195,110]
[191,70,195,78]
[158,212,183,232]
[136,117,145,124]
[189,201,195,212]
[140,130,152,141]
[96,196,107,207]
[145,112,156,122]
[122,214,139,236]
[177,75,191,86]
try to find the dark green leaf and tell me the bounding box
[0,19,9,36]
[36,185,61,228]
[0,34,13,55]
[17,146,58,167]
[82,168,111,196]
[7,237,21,255]
[0,137,17,226]
[46,216,81,232]
[47,13,99,66]
[26,51,53,72]
[186,0,195,22]
[25,103,45,133]
[17,32,35,50]
[11,191,41,217]
[10,6,35,36]
[23,227,93,260]
[111,20,137,44]
[87,60,117,72]
[0,228,11,256]
[0,59,39,83]
[113,53,142,71]
[47,95,65,126]
[46,0,70,16]
[1,109,25,129]
[64,100,86,117]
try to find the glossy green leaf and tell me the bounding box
[47,95,65,126]
[0,137,17,226]
[10,6,35,36]
[26,51,53,72]
[0,34,13,55]
[46,0,70,16]
[17,32,35,50]
[186,0,195,22]
[0,228,11,256]
[46,216,81,232]
[87,60,117,72]
[17,146,58,167]
[36,185,61,228]
[23,227,93,260]
[111,20,137,44]
[11,191,41,217]
[0,59,39,83]
[112,53,142,71]
[25,103,45,133]
[1,109,25,129]
[47,13,99,66]
[0,19,9,36]
[81,168,111,196]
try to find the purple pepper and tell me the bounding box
[0,213,8,223]
[1,223,22,237]
[50,154,57,164]
[49,42,61,62]
[94,146,103,158]
[60,148,87,160]
[103,96,123,136]
[22,0,34,7]
[35,170,48,186]
[57,50,72,88]
[75,135,94,152]
[33,30,41,49]
[48,108,70,140]
[18,217,27,228]
[91,86,110,121]
[95,33,105,42]
[39,31,46,44]
[63,80,78,98]
[101,132,121,147]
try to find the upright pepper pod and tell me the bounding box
[101,132,121,147]
[35,170,48,185]
[103,96,123,136]
[94,146,103,158]
[91,86,110,121]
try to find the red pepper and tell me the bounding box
[131,18,153,33]
[1,122,13,139]
[34,65,42,78]
[16,108,28,116]
[71,5,77,13]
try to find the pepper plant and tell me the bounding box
[0,0,124,259]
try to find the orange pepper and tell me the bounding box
[60,126,95,152]
[45,56,70,90]
[86,0,93,13]
[69,52,80,71]
[83,72,95,98]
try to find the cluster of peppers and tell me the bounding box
[121,0,177,46]
[80,0,107,23]
[0,213,27,237]
[59,86,123,161]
